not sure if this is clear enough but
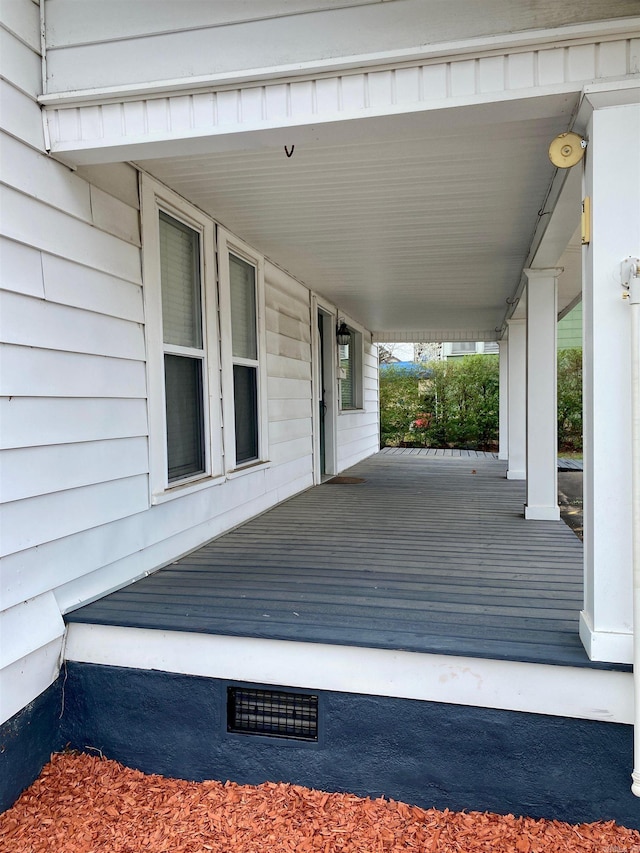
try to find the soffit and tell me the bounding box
[137,94,578,339]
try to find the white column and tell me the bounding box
[524,269,561,520]
[579,101,639,664]
[506,318,526,480]
[498,339,509,461]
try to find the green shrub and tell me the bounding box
[380,355,499,449]
[557,348,582,451]
[379,364,427,447]
[380,349,583,452]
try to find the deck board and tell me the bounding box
[67,451,623,671]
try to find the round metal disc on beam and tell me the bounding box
[548,132,586,168]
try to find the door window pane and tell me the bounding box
[160,212,202,349]
[230,254,257,360]
[165,354,205,481]
[233,364,258,464]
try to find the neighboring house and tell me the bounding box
[442,340,500,358]
[1,0,639,827]
[558,301,583,349]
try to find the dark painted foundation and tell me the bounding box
[60,662,640,829]
[0,676,64,813]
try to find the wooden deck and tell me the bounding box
[67,451,614,671]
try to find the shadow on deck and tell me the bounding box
[67,450,608,671]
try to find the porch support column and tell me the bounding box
[579,99,639,664]
[506,318,526,480]
[498,339,508,461]
[524,268,562,520]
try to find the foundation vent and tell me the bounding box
[227,687,318,741]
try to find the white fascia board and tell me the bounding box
[65,623,633,725]
[39,18,640,106]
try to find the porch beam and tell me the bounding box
[506,319,526,480]
[524,268,562,521]
[40,32,640,166]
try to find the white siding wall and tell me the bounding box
[43,0,637,94]
[0,1,379,725]
[0,3,148,723]
[337,333,379,472]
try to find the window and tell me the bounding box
[450,342,477,355]
[218,227,268,470]
[160,212,205,482]
[339,326,363,410]
[141,176,222,500]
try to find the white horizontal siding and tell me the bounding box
[0,437,149,502]
[75,163,141,210]
[0,31,378,728]
[0,397,149,449]
[264,263,314,472]
[0,345,147,397]
[0,5,147,727]
[336,338,379,471]
[0,594,65,671]
[43,1,638,94]
[268,397,312,422]
[0,0,41,52]
[0,290,145,359]
[1,474,150,557]
[0,235,44,297]
[0,77,45,151]
[41,253,144,322]
[0,23,41,97]
[0,638,62,724]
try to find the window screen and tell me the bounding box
[159,212,202,348]
[230,254,257,360]
[229,252,259,465]
[340,343,355,409]
[233,365,258,464]
[159,211,206,483]
[164,355,205,482]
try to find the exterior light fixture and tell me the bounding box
[336,321,351,346]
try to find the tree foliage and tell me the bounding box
[380,350,583,451]
[557,348,582,451]
[380,355,499,449]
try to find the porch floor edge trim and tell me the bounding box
[64,623,633,725]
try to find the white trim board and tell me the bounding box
[65,623,632,725]
[42,33,640,164]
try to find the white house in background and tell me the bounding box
[1,0,639,822]
[442,340,500,358]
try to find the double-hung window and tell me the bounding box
[218,228,268,471]
[141,176,222,500]
[339,326,363,411]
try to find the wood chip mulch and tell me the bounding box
[1,753,638,853]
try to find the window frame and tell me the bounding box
[338,323,364,412]
[141,174,223,503]
[217,226,269,473]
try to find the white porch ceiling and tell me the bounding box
[137,93,581,340]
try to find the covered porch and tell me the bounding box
[62,451,635,827]
[66,451,628,691]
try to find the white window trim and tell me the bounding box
[140,174,224,503]
[338,320,365,413]
[217,226,269,474]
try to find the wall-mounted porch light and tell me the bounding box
[336,321,351,346]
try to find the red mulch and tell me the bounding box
[1,753,638,852]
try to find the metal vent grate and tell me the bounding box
[227,687,318,741]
